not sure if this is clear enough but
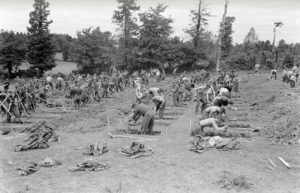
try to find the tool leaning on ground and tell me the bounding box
[15,92,31,116]
[0,94,13,117]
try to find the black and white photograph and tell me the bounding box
[0,0,299,192]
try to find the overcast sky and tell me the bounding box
[0,0,299,44]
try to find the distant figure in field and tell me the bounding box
[254,63,261,75]
[270,69,277,80]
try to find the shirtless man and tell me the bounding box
[212,96,233,107]
[191,117,228,136]
[203,106,226,118]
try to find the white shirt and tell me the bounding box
[46,76,52,82]
[219,88,229,96]
[57,77,63,82]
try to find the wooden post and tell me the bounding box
[216,0,229,72]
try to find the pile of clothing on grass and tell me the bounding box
[15,121,59,152]
[189,135,240,154]
[121,142,153,158]
[68,160,110,172]
[17,157,62,176]
[82,142,108,156]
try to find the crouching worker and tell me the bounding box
[151,95,166,118]
[129,103,155,135]
[212,96,233,107]
[204,106,226,118]
[190,116,228,136]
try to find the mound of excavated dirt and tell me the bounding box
[243,75,300,145]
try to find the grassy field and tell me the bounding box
[0,72,299,193]
[50,60,78,74]
[19,53,78,75]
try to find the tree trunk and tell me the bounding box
[194,0,202,48]
[7,63,12,79]
[216,0,228,72]
[272,28,277,67]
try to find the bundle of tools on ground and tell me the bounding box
[15,121,59,151]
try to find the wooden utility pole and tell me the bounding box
[194,0,202,48]
[216,0,228,72]
[272,22,283,67]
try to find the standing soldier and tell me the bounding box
[46,74,53,90]
[33,76,40,90]
[56,75,64,91]
[270,69,277,80]
[232,75,240,92]
[254,63,261,75]
[171,81,179,106]
[3,79,10,93]
[292,65,299,83]
[6,91,22,123]
[178,81,185,105]
[195,85,209,114]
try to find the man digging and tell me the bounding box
[191,116,228,137]
[128,103,156,135]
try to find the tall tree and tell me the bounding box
[73,27,116,74]
[272,21,283,64]
[185,0,211,48]
[112,0,140,67]
[220,16,235,59]
[135,4,173,74]
[216,0,229,71]
[27,0,55,76]
[0,31,27,78]
[244,27,258,44]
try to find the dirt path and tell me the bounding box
[0,74,299,193]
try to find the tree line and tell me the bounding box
[0,0,299,78]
